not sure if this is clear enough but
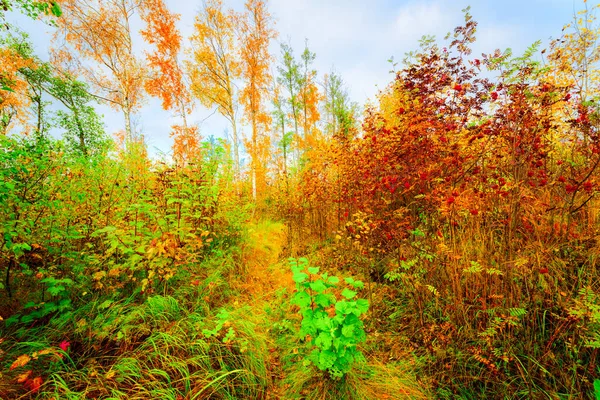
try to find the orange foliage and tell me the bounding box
[140,0,187,112]
[0,47,34,135]
[140,0,199,165]
[171,124,201,164]
[298,43,321,143]
[299,79,321,137]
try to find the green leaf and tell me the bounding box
[298,258,309,269]
[341,324,355,337]
[23,301,37,309]
[292,291,311,308]
[99,300,113,310]
[292,272,308,283]
[344,313,360,326]
[327,276,340,284]
[5,315,20,327]
[12,242,31,254]
[93,226,117,235]
[318,349,337,369]
[594,379,600,400]
[314,293,332,308]
[51,2,62,17]
[335,301,349,314]
[315,331,333,350]
[308,267,320,274]
[410,228,425,237]
[351,280,364,289]
[341,288,357,299]
[58,299,72,310]
[47,285,66,296]
[309,280,327,293]
[300,319,317,337]
[356,299,369,314]
[314,316,331,331]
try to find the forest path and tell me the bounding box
[236,220,294,302]
[235,220,295,399]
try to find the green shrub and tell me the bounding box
[290,257,369,379]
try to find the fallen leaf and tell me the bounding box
[16,370,32,383]
[24,376,43,393]
[10,354,31,370]
[32,348,55,359]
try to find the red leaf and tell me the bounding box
[24,376,43,393]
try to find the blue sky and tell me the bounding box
[7,0,585,159]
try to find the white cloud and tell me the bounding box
[473,24,522,57]
[391,2,455,43]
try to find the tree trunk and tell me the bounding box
[232,119,240,179]
[252,111,257,201]
[123,98,134,145]
[73,108,88,156]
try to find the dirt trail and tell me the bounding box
[237,221,294,302]
[234,221,295,399]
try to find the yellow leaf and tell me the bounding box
[10,354,31,370]
[32,348,55,359]
[16,370,32,383]
[93,271,106,281]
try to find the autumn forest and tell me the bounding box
[1,0,600,399]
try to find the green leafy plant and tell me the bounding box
[202,309,235,342]
[290,257,369,379]
[569,287,600,349]
[6,277,74,326]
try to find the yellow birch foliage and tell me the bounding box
[54,0,147,141]
[543,3,600,155]
[187,0,241,173]
[238,0,277,200]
